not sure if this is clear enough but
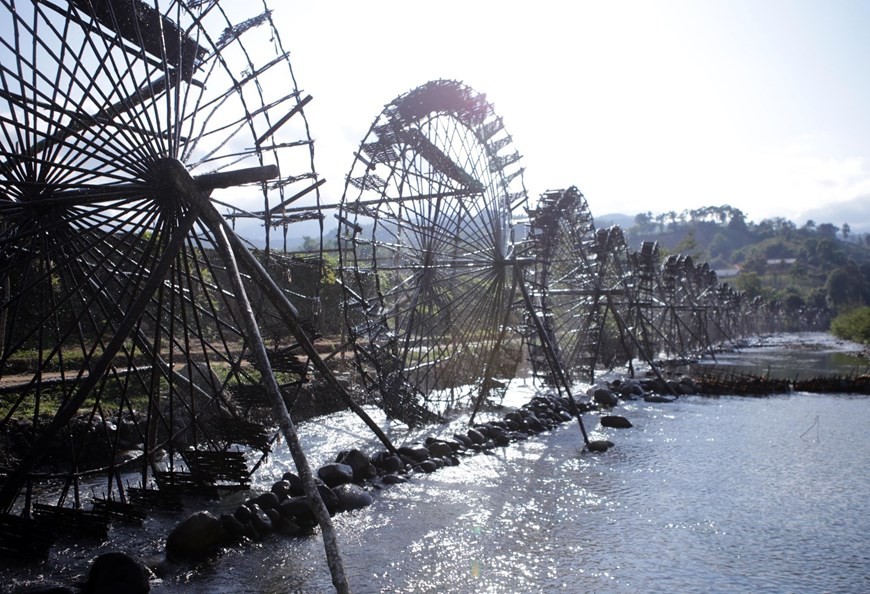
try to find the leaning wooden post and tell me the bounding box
[513,259,590,446]
[202,205,399,456]
[191,175,350,593]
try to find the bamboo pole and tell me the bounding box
[513,260,590,446]
[205,217,351,593]
[204,207,399,456]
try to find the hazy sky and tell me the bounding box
[276,0,869,230]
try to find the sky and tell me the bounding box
[272,0,870,233]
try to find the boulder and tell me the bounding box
[253,491,280,510]
[166,511,226,562]
[523,413,545,433]
[333,484,374,512]
[452,433,473,447]
[247,503,274,539]
[600,415,633,429]
[86,552,151,594]
[233,503,253,522]
[317,463,354,488]
[426,441,454,458]
[336,448,372,482]
[271,480,293,500]
[282,471,305,495]
[378,454,405,474]
[273,515,301,537]
[678,377,698,395]
[416,460,438,473]
[644,395,675,403]
[397,445,430,463]
[280,496,316,526]
[466,428,485,445]
[317,484,339,515]
[220,512,255,542]
[665,380,684,395]
[591,387,620,408]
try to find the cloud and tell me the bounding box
[798,193,870,233]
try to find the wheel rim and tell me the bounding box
[338,80,528,425]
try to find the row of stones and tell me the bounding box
[165,391,623,561]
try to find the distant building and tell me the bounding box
[715,267,741,279]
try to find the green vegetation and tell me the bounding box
[626,205,870,323]
[830,307,870,344]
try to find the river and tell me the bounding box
[5,333,869,593]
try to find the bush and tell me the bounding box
[830,306,870,344]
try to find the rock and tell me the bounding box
[452,433,473,447]
[166,511,226,562]
[220,513,255,542]
[587,440,615,452]
[337,448,372,482]
[265,508,283,533]
[379,454,405,474]
[333,484,374,512]
[282,471,305,495]
[678,377,698,395]
[643,377,670,394]
[280,496,316,526]
[254,491,281,510]
[233,504,253,523]
[417,460,438,473]
[271,480,292,500]
[86,552,151,594]
[317,484,339,515]
[247,503,274,539]
[381,474,407,485]
[273,515,301,536]
[618,380,645,397]
[397,445,430,463]
[600,415,633,429]
[665,380,684,395]
[523,413,544,433]
[644,395,675,403]
[466,428,485,445]
[472,425,492,439]
[591,387,620,408]
[426,441,453,458]
[317,463,354,488]
[494,433,511,447]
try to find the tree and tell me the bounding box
[825,265,865,310]
[735,271,764,299]
[675,228,702,260]
[842,223,851,241]
[709,232,731,260]
[817,223,838,239]
[742,252,767,275]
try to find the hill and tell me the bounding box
[622,205,870,315]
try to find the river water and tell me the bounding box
[6,333,870,593]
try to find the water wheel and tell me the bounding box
[336,80,529,426]
[0,0,322,519]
